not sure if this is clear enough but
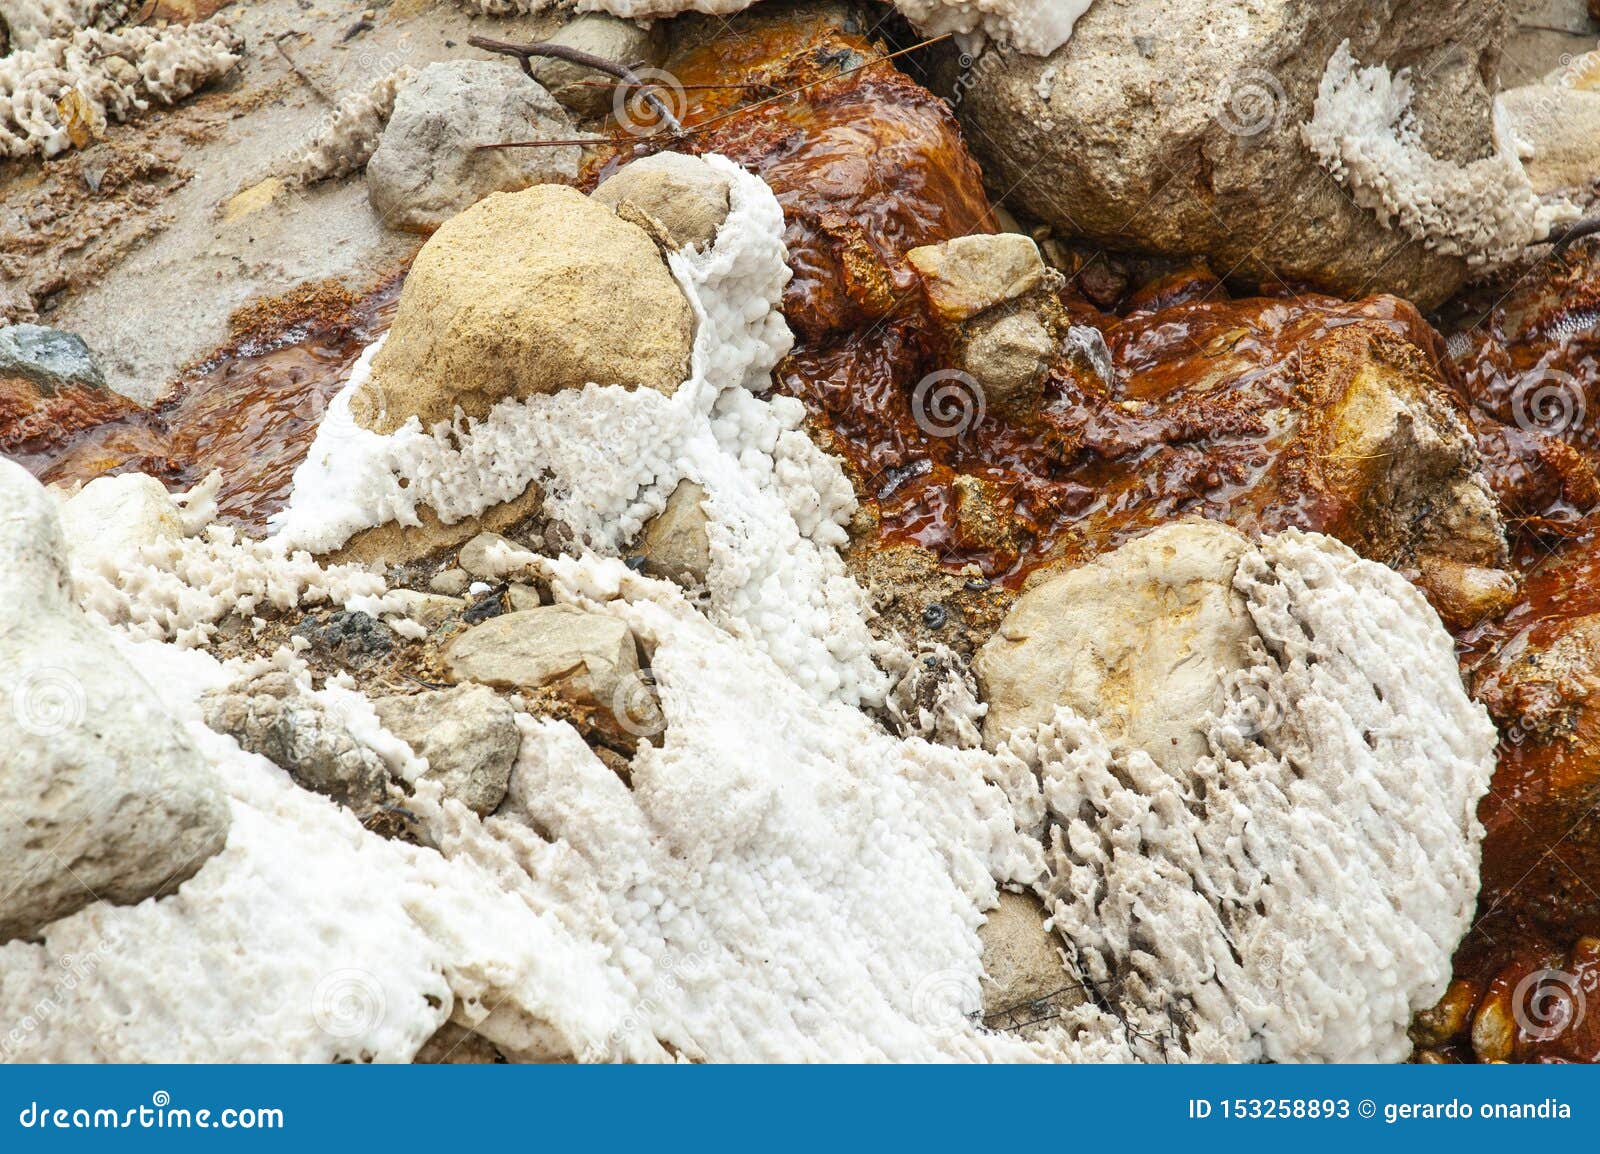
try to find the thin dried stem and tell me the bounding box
[468,34,684,135]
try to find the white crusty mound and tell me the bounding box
[280,67,415,188]
[1024,529,1497,1062]
[1302,40,1577,267]
[0,164,1495,1064]
[457,0,1086,56]
[0,17,241,159]
[275,155,882,708]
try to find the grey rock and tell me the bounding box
[529,13,663,119]
[366,60,580,234]
[637,480,712,586]
[0,324,104,390]
[0,459,229,944]
[292,609,393,665]
[593,152,733,252]
[953,0,1505,309]
[373,685,519,816]
[201,671,391,815]
[505,583,544,612]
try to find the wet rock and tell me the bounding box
[594,151,733,252]
[906,234,1047,325]
[414,1021,506,1064]
[0,459,229,944]
[0,324,104,389]
[201,671,391,816]
[365,61,580,234]
[1468,939,1600,1063]
[445,604,642,731]
[357,184,693,434]
[954,0,1504,308]
[529,13,663,120]
[637,480,712,586]
[372,685,519,817]
[975,521,1256,764]
[1465,538,1600,969]
[958,310,1054,409]
[978,891,1085,1034]
[292,610,393,665]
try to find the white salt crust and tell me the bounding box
[1302,40,1578,267]
[0,165,1495,1063]
[275,155,884,708]
[280,67,414,188]
[0,16,241,159]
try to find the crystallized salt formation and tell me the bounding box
[0,17,241,159]
[280,68,414,188]
[1023,530,1497,1062]
[0,164,1494,1063]
[1303,40,1577,267]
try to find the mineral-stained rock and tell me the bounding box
[593,151,732,252]
[365,61,580,234]
[1458,534,1600,978]
[201,671,391,816]
[445,604,642,729]
[373,685,519,816]
[906,234,1047,325]
[636,479,712,586]
[976,522,1256,763]
[0,459,230,944]
[356,184,693,434]
[952,0,1506,308]
[957,310,1055,409]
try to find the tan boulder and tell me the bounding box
[975,522,1256,763]
[354,184,694,435]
